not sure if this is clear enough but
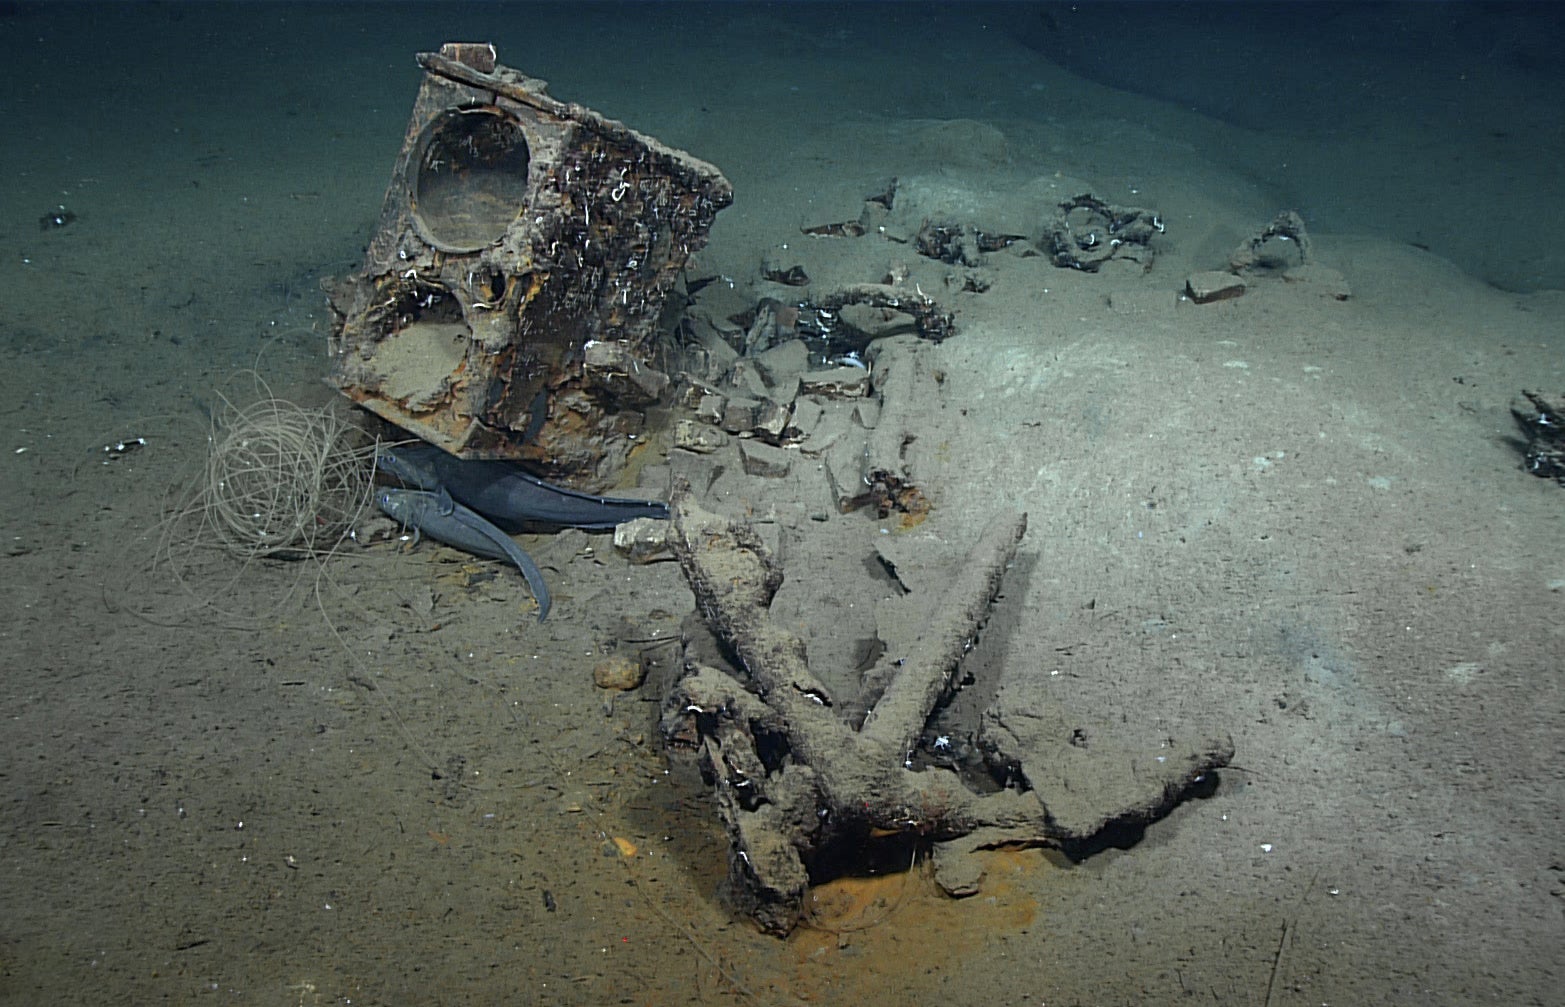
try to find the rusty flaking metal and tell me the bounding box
[326,42,732,488]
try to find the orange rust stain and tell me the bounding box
[784,850,1045,1001]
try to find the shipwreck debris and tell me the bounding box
[1229,209,1313,272]
[1040,192,1163,273]
[1218,211,1351,300]
[660,489,1234,935]
[325,42,732,488]
[1185,270,1248,304]
[800,283,956,345]
[1512,390,1565,484]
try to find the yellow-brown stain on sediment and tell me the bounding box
[783,848,1046,1001]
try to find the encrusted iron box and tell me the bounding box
[326,42,732,487]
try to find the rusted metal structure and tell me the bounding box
[326,42,732,487]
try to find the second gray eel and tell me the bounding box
[377,486,552,622]
[376,443,669,533]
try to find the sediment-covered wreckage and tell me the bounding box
[327,42,1235,938]
[660,485,1233,935]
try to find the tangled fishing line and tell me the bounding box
[122,379,383,626]
[200,391,376,561]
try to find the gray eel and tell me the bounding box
[376,443,669,532]
[376,486,552,622]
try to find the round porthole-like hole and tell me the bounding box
[411,106,531,252]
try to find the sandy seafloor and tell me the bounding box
[1,3,1562,1005]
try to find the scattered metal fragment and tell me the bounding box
[761,264,811,286]
[1230,210,1313,273]
[914,221,1028,266]
[1186,270,1248,304]
[1512,390,1565,483]
[865,178,898,210]
[801,220,867,238]
[1040,192,1162,272]
[804,283,955,343]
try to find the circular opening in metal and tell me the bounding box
[411,106,531,252]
